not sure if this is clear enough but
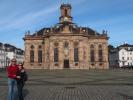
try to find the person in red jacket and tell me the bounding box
[7,58,19,100]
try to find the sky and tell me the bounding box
[0,0,133,49]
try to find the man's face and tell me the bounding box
[11,61,16,65]
[18,65,22,70]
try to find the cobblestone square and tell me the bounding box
[1,69,133,100]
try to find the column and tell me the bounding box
[59,42,63,69]
[24,43,30,69]
[95,44,99,69]
[49,41,54,69]
[69,41,73,69]
[87,44,90,69]
[79,41,83,69]
[103,43,109,69]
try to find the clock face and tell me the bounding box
[64,17,68,21]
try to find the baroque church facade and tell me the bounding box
[23,4,109,69]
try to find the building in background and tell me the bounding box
[0,42,5,68]
[24,4,109,69]
[109,43,133,68]
[0,43,24,68]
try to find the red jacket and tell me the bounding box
[7,65,19,79]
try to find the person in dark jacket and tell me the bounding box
[17,63,27,100]
[7,58,19,100]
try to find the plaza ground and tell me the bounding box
[1,69,133,100]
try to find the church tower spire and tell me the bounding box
[59,4,73,22]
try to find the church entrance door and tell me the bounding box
[64,60,69,68]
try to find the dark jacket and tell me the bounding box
[17,70,27,84]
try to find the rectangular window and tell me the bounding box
[99,50,103,62]
[30,50,34,63]
[74,48,79,62]
[38,50,42,63]
[122,62,125,66]
[54,48,58,62]
[90,50,95,62]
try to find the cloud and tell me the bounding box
[0,0,133,49]
[0,0,87,31]
[0,0,88,31]
[0,4,59,30]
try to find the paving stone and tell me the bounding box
[1,69,133,100]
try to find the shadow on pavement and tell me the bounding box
[23,88,29,98]
[118,93,133,100]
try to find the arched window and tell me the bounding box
[30,50,34,63]
[90,44,95,62]
[38,50,42,63]
[74,48,79,62]
[54,48,58,62]
[73,42,79,62]
[30,45,34,63]
[99,44,103,62]
[38,45,42,63]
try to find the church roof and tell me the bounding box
[31,24,103,37]
[32,28,50,36]
[118,43,133,47]
[117,43,133,51]
[31,23,106,37]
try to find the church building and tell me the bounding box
[23,4,109,69]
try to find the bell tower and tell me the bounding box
[59,4,73,22]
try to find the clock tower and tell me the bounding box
[59,4,73,22]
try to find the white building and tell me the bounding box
[0,47,5,68]
[0,43,7,68]
[15,49,24,63]
[109,44,133,68]
[0,43,24,68]
[5,51,24,64]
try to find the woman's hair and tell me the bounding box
[18,63,24,69]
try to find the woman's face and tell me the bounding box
[18,65,22,70]
[11,61,16,65]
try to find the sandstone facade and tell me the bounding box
[23,4,109,69]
